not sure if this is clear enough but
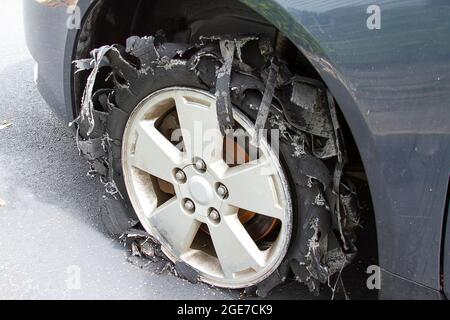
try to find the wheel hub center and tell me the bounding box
[189,175,214,205]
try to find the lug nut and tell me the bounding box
[216,184,229,199]
[209,209,220,221]
[174,169,186,183]
[183,199,195,212]
[194,159,206,172]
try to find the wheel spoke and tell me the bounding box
[130,120,184,182]
[209,211,265,277]
[149,197,201,256]
[174,93,223,163]
[220,157,284,220]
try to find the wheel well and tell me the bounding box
[73,0,321,110]
[73,0,378,287]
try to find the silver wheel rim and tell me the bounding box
[122,87,292,288]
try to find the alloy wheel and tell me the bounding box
[122,87,292,288]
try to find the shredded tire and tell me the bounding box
[72,34,360,296]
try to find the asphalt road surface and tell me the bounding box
[0,1,374,300]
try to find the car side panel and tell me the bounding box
[23,0,93,120]
[241,0,450,292]
[23,0,69,119]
